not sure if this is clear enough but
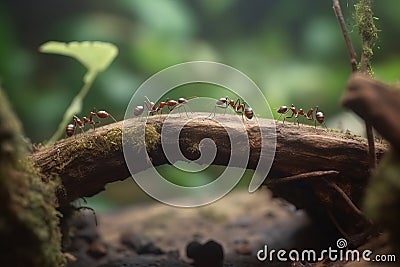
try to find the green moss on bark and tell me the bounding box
[0,87,65,266]
[354,0,378,73]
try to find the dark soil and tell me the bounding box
[63,188,343,267]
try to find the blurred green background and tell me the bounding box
[1,0,400,209]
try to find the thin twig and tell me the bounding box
[332,0,358,72]
[266,170,339,184]
[365,122,376,169]
[326,181,368,219]
[333,0,376,170]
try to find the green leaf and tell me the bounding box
[42,41,118,144]
[39,41,118,83]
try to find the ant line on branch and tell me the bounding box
[276,104,327,129]
[64,101,323,138]
[133,95,254,122]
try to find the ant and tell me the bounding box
[163,97,190,117]
[276,104,297,124]
[133,96,160,117]
[298,105,327,129]
[313,106,327,129]
[276,105,289,122]
[231,98,254,120]
[276,104,327,129]
[134,96,190,118]
[210,97,232,116]
[281,104,307,125]
[66,108,117,137]
[210,96,253,120]
[276,104,308,125]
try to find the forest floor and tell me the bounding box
[64,187,326,267]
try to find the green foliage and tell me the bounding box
[40,41,118,144]
[40,41,118,83]
[354,0,379,60]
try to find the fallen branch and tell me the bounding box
[31,114,387,208]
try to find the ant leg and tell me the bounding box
[276,113,283,122]
[168,105,176,112]
[173,105,189,118]
[92,121,100,131]
[210,104,227,118]
[295,115,301,127]
[182,105,190,118]
[277,110,288,123]
[285,112,296,124]
[208,105,217,118]
[76,206,98,226]
[74,197,98,226]
[109,114,117,122]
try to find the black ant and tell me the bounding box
[210,96,254,120]
[66,108,117,137]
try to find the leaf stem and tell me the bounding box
[46,71,97,145]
